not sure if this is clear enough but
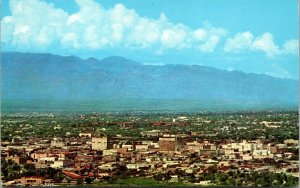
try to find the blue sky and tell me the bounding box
[1,0,299,79]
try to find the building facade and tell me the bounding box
[158,137,176,152]
[92,137,108,150]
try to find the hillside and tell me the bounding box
[1,52,298,111]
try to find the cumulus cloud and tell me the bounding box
[224,32,298,57]
[2,0,298,58]
[282,39,299,55]
[199,35,221,52]
[224,32,254,52]
[1,0,226,53]
[1,0,68,49]
[196,23,227,52]
[252,33,280,57]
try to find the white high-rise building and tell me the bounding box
[92,137,108,150]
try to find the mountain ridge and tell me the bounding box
[3,51,297,80]
[1,51,298,110]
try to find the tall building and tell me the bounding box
[158,137,176,152]
[92,137,108,150]
[50,137,65,148]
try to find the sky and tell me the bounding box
[1,0,299,79]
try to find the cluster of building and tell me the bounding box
[2,130,298,186]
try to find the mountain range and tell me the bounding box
[1,52,298,112]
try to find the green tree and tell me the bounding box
[85,177,94,184]
[76,178,83,184]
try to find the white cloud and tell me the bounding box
[160,25,189,49]
[224,31,254,52]
[62,32,80,48]
[199,35,221,52]
[224,32,298,57]
[1,0,68,49]
[195,23,227,52]
[1,0,226,53]
[282,39,299,55]
[2,0,297,58]
[194,29,207,41]
[252,33,280,57]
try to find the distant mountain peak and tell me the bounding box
[86,57,99,62]
[101,56,140,65]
